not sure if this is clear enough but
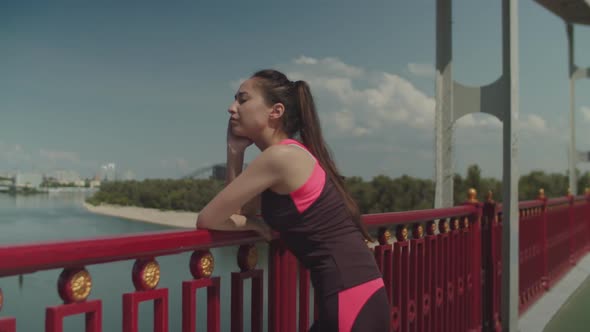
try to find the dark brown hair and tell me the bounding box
[252,69,373,242]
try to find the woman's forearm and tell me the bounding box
[226,145,259,216]
[226,145,245,186]
[196,213,262,232]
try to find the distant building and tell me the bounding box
[0,174,13,191]
[52,170,81,185]
[122,170,136,181]
[99,163,117,182]
[0,171,15,179]
[212,165,226,181]
[15,173,43,189]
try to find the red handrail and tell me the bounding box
[0,206,478,278]
[0,229,263,277]
[362,205,477,226]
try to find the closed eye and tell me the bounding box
[235,91,250,101]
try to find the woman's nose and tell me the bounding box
[228,101,238,114]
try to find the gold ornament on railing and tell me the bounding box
[439,219,450,234]
[539,188,545,200]
[462,217,469,229]
[58,267,92,303]
[132,259,161,291]
[190,250,215,279]
[567,187,572,196]
[585,188,590,196]
[413,224,424,239]
[378,228,391,245]
[426,221,437,236]
[396,225,409,241]
[237,244,258,272]
[468,188,478,203]
[486,190,494,203]
[451,218,460,231]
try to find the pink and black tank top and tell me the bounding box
[261,139,382,297]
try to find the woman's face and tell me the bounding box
[228,78,272,138]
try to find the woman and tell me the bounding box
[196,69,390,331]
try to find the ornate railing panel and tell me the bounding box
[0,190,589,331]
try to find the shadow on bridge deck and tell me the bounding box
[520,253,590,332]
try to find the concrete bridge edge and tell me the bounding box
[519,253,590,331]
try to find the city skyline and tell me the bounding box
[2,1,590,181]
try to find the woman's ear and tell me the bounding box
[269,103,285,120]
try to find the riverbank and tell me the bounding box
[83,202,197,229]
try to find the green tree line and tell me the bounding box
[86,179,225,212]
[86,165,590,214]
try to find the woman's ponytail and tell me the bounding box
[294,80,374,242]
[251,70,373,242]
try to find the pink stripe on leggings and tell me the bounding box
[337,278,385,332]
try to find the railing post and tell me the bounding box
[586,188,590,252]
[268,240,281,332]
[539,189,549,291]
[482,191,498,332]
[268,240,297,332]
[183,250,220,332]
[568,190,575,265]
[464,189,483,332]
[231,244,263,332]
[0,288,16,332]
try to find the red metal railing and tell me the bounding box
[480,191,590,331]
[0,191,589,332]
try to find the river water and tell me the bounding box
[0,193,269,331]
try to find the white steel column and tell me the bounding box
[566,23,590,194]
[435,0,454,208]
[567,23,577,195]
[501,0,520,330]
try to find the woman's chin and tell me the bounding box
[232,128,249,138]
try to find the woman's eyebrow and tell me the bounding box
[234,91,249,100]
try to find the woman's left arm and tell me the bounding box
[196,145,286,234]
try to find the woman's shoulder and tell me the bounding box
[260,144,301,166]
[254,143,315,174]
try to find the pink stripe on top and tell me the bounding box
[338,277,385,332]
[278,139,326,214]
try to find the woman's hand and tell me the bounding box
[196,214,273,243]
[251,219,273,242]
[227,119,253,153]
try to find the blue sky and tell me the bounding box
[1,1,590,181]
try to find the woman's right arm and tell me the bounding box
[226,122,260,217]
[195,145,291,241]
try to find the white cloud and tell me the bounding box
[282,56,551,140]
[408,63,435,78]
[175,158,190,171]
[0,141,32,163]
[519,114,547,132]
[455,113,550,139]
[160,158,190,171]
[294,56,318,65]
[279,56,550,146]
[581,106,590,122]
[291,56,364,78]
[39,149,80,164]
[456,114,502,129]
[226,56,560,178]
[285,66,437,135]
[0,142,99,175]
